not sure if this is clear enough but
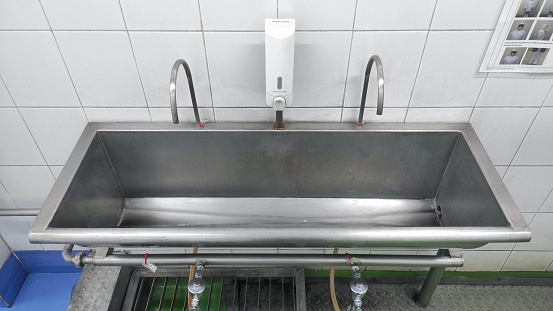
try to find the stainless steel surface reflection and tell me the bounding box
[29,122,530,248]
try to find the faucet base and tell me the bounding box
[275,111,284,130]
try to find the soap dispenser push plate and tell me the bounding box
[265,19,295,110]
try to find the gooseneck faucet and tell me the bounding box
[170,59,204,127]
[357,55,384,126]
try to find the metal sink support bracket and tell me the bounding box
[169,59,204,127]
[357,55,384,127]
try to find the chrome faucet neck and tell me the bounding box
[169,59,204,127]
[357,55,384,127]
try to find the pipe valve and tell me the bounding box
[349,265,368,311]
[189,261,206,310]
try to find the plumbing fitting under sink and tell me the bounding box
[188,261,206,310]
[350,265,368,311]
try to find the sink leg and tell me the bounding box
[414,249,448,307]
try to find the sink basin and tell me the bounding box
[30,123,530,249]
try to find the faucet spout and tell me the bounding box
[170,59,204,127]
[357,55,384,127]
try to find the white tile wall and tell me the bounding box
[199,0,276,31]
[515,213,553,251]
[0,108,46,165]
[119,0,201,31]
[410,31,490,107]
[405,108,473,123]
[20,108,87,165]
[344,31,427,108]
[0,216,42,250]
[354,0,436,31]
[540,192,553,212]
[285,108,341,122]
[476,78,553,107]
[279,0,356,30]
[342,108,408,123]
[495,166,509,178]
[502,251,553,271]
[214,108,274,122]
[0,235,10,267]
[503,166,553,212]
[0,166,55,209]
[293,32,351,107]
[0,181,17,209]
[457,251,510,271]
[0,32,80,107]
[430,0,505,30]
[513,108,553,165]
[41,0,126,30]
[129,32,212,108]
[0,78,14,107]
[0,0,552,272]
[49,166,64,179]
[55,31,147,108]
[204,32,265,107]
[0,0,49,30]
[150,108,214,123]
[469,108,539,165]
[84,108,151,122]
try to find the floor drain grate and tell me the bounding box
[127,275,297,311]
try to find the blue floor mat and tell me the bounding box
[1,273,80,310]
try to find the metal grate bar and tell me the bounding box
[132,278,145,311]
[217,276,224,311]
[157,278,168,311]
[257,277,261,310]
[169,277,179,311]
[232,277,237,311]
[282,276,285,311]
[243,277,248,311]
[206,277,214,311]
[182,280,188,311]
[144,277,157,311]
[268,277,272,311]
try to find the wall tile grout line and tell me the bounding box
[403,0,439,123]
[117,0,153,122]
[503,101,547,169]
[0,74,52,178]
[546,257,553,272]
[467,73,490,123]
[0,178,17,211]
[36,0,88,126]
[0,29,511,33]
[2,105,548,109]
[197,0,217,123]
[339,0,359,123]
[499,249,514,271]
[0,77,46,251]
[537,187,553,213]
[0,234,13,254]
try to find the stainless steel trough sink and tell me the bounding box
[30,122,530,249]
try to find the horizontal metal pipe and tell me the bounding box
[0,209,39,216]
[77,253,463,268]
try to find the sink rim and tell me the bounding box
[29,122,531,248]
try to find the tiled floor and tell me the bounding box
[0,273,80,310]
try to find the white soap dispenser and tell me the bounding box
[265,19,295,129]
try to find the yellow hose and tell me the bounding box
[188,246,198,310]
[329,247,341,311]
